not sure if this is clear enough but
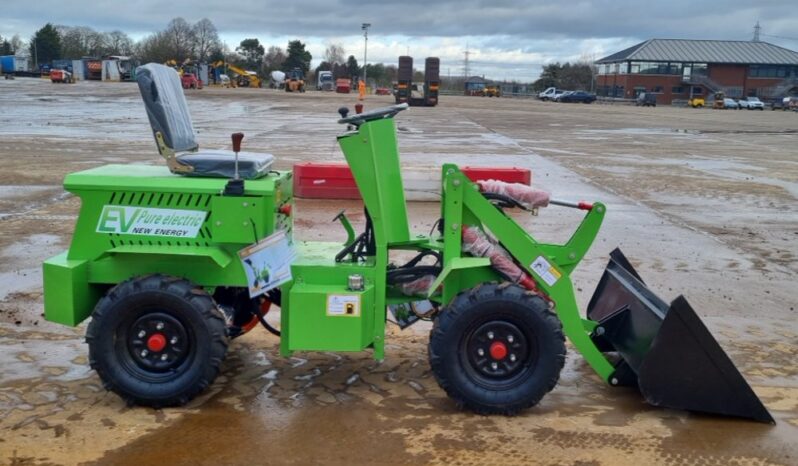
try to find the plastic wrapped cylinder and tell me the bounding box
[461,226,525,283]
[398,274,437,297]
[478,179,550,208]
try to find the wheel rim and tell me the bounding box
[463,319,537,388]
[118,311,193,379]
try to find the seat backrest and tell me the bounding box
[136,63,198,154]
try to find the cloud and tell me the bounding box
[2,0,796,80]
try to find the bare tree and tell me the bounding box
[164,17,195,61]
[192,18,220,62]
[263,45,286,73]
[135,32,172,64]
[106,30,133,56]
[10,34,24,54]
[324,43,345,65]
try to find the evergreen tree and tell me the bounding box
[30,23,62,66]
[346,55,359,79]
[281,40,312,74]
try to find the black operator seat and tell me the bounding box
[136,63,273,179]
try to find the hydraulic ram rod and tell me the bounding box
[550,198,594,211]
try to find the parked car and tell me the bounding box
[723,98,740,109]
[738,97,764,110]
[559,90,596,103]
[771,96,797,111]
[538,87,564,101]
[636,92,657,107]
[555,91,573,102]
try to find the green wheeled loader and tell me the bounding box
[43,64,773,422]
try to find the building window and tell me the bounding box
[748,65,791,78]
[652,86,663,93]
[672,86,685,94]
[629,62,682,75]
[692,86,704,95]
[692,63,708,76]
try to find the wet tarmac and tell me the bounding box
[0,78,796,465]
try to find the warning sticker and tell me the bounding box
[531,256,562,287]
[327,294,361,317]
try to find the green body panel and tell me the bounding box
[279,242,378,356]
[43,253,103,326]
[44,164,293,326]
[337,118,410,245]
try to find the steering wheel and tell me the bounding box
[337,103,409,125]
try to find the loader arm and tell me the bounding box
[440,164,616,381]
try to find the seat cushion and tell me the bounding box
[178,150,274,179]
[137,64,198,153]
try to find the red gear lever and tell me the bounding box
[231,132,244,153]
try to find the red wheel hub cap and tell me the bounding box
[147,333,167,352]
[489,341,508,360]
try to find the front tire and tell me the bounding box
[86,274,229,407]
[428,283,566,415]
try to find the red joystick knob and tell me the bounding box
[231,132,244,153]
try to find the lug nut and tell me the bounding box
[510,354,517,362]
[161,354,168,361]
[507,335,514,343]
[155,322,165,331]
[141,349,149,357]
[491,362,498,370]
[487,331,494,340]
[170,336,178,345]
[138,330,146,338]
[477,348,485,356]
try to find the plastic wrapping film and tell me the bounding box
[178,150,274,179]
[397,274,438,296]
[136,63,198,153]
[462,225,526,282]
[478,179,550,208]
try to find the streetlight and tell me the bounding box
[362,23,370,89]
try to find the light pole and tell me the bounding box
[362,23,370,89]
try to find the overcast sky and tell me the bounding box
[3,0,798,81]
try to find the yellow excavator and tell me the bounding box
[210,61,261,88]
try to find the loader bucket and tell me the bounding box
[587,248,774,423]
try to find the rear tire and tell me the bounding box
[428,283,566,415]
[86,274,229,407]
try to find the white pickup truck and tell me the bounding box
[538,87,565,101]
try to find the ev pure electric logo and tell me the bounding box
[96,205,207,238]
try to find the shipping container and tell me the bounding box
[71,60,85,81]
[52,59,72,72]
[101,60,121,81]
[0,55,30,73]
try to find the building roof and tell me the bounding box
[596,39,798,65]
[465,76,487,84]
